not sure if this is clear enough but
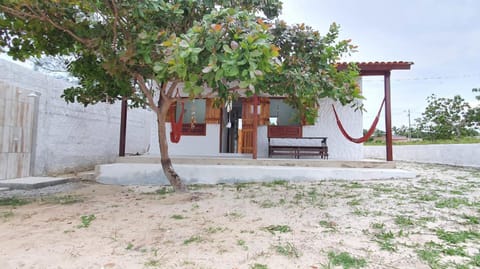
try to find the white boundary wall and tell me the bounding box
[0,59,151,177]
[364,144,480,168]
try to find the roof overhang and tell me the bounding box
[336,61,414,76]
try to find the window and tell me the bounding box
[269,99,300,126]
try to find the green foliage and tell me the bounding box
[250,264,268,269]
[416,94,474,139]
[0,197,30,206]
[78,214,96,228]
[263,21,362,124]
[274,242,300,258]
[436,229,480,244]
[327,251,367,269]
[264,224,292,234]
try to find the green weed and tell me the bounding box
[78,214,96,228]
[319,220,337,231]
[171,214,185,220]
[274,242,300,258]
[461,214,479,224]
[435,197,470,208]
[347,199,362,206]
[183,235,203,245]
[371,222,385,230]
[144,259,161,267]
[264,225,292,234]
[327,251,367,269]
[42,195,84,205]
[436,229,480,244]
[262,180,288,187]
[250,264,268,269]
[417,246,442,269]
[394,215,415,227]
[0,197,30,206]
[237,239,248,250]
[0,210,13,220]
[374,230,397,252]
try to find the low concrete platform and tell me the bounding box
[96,160,416,186]
[0,177,76,190]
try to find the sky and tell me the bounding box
[2,1,479,130]
[280,0,480,129]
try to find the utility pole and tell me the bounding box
[407,109,411,140]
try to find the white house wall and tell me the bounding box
[149,98,364,160]
[0,59,151,178]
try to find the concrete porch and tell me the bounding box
[95,155,415,186]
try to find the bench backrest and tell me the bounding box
[268,125,302,138]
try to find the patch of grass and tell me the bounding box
[374,230,397,252]
[274,242,300,258]
[435,197,470,208]
[250,264,268,269]
[342,182,363,189]
[470,253,480,267]
[224,211,244,220]
[0,197,30,207]
[461,214,479,224]
[352,208,369,217]
[262,180,288,187]
[264,225,292,234]
[418,193,439,201]
[171,214,185,220]
[372,185,395,193]
[0,210,14,220]
[441,246,467,257]
[77,214,96,228]
[183,235,203,245]
[418,216,437,225]
[327,251,367,269]
[205,226,227,234]
[371,222,385,230]
[144,259,161,267]
[126,242,134,250]
[141,186,173,195]
[417,246,442,269]
[436,229,480,244]
[394,215,415,227]
[237,239,248,250]
[347,199,362,206]
[259,199,276,208]
[42,195,84,205]
[319,220,337,231]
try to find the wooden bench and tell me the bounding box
[268,126,328,159]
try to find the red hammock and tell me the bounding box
[170,101,185,143]
[332,98,385,144]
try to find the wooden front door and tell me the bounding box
[239,98,255,153]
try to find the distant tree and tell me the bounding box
[466,88,480,130]
[416,94,471,140]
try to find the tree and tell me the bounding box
[0,1,360,191]
[416,94,471,140]
[263,21,361,124]
[466,88,480,129]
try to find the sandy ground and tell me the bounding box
[0,162,479,269]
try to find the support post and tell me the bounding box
[119,97,127,157]
[384,71,393,161]
[253,94,258,159]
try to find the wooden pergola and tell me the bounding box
[337,61,414,161]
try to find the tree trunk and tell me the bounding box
[157,98,187,192]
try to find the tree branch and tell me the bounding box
[135,74,159,113]
[0,4,96,48]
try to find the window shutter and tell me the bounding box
[205,99,221,124]
[259,97,270,125]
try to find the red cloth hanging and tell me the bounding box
[170,101,185,143]
[332,99,385,144]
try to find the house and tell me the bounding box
[148,62,414,161]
